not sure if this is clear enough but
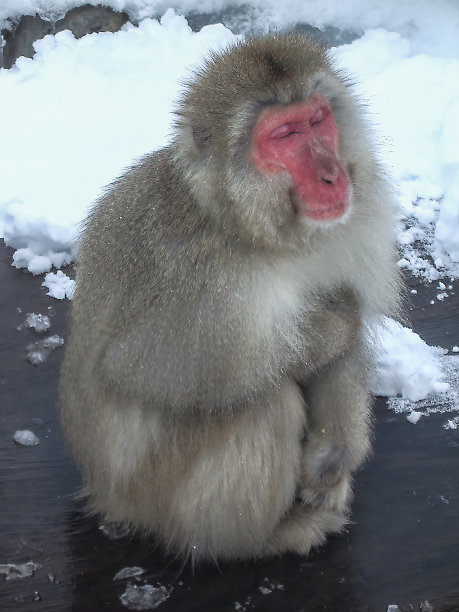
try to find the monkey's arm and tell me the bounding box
[299,343,372,509]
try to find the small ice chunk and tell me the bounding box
[120,584,171,610]
[259,586,272,595]
[386,606,400,612]
[114,567,146,581]
[452,346,459,353]
[21,313,51,334]
[25,335,64,365]
[437,292,448,301]
[99,522,131,540]
[410,289,418,294]
[407,411,422,424]
[444,417,459,430]
[438,282,446,290]
[420,601,434,612]
[42,270,76,300]
[13,430,40,446]
[0,561,42,580]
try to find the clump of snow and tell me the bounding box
[120,584,171,610]
[18,313,51,333]
[13,429,40,446]
[372,319,459,425]
[42,271,75,300]
[444,416,459,430]
[26,334,64,364]
[0,561,42,580]
[372,319,450,401]
[386,606,400,612]
[406,410,422,425]
[114,567,146,581]
[12,246,72,275]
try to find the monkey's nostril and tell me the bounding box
[322,177,333,185]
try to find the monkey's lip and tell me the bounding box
[304,200,348,221]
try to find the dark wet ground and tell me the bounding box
[1,240,458,612]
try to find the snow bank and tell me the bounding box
[1,1,458,57]
[0,11,237,269]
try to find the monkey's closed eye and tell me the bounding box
[270,123,302,139]
[310,107,325,126]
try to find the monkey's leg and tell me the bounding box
[161,378,306,561]
[299,344,371,512]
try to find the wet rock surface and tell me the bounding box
[1,239,458,611]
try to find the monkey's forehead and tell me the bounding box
[178,34,333,115]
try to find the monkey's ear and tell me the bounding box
[191,122,212,154]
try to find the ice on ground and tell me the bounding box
[42,271,76,300]
[114,567,146,581]
[25,334,64,365]
[0,561,42,579]
[120,584,171,610]
[18,313,51,333]
[386,606,400,612]
[13,429,40,446]
[99,522,131,540]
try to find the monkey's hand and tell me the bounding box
[298,433,353,512]
[304,287,361,374]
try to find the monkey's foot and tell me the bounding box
[299,434,354,511]
[299,474,352,512]
[266,503,347,556]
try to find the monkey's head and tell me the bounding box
[173,34,367,248]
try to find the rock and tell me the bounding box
[2,14,52,69]
[54,4,129,39]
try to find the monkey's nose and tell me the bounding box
[320,161,340,185]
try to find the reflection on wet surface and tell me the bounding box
[0,242,458,612]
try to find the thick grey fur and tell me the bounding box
[60,34,401,562]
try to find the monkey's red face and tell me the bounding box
[250,93,350,222]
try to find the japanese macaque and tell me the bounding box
[60,34,401,562]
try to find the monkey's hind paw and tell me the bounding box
[268,503,347,556]
[299,474,352,512]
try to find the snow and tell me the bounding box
[42,270,76,299]
[25,334,64,364]
[371,319,459,424]
[13,429,40,446]
[372,319,450,402]
[407,410,422,425]
[0,2,458,421]
[19,313,51,333]
[0,561,42,580]
[119,583,171,610]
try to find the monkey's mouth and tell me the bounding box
[304,200,348,221]
[289,189,349,222]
